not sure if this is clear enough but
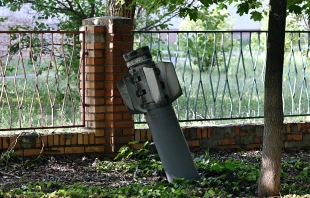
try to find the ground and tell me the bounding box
[1,149,310,197]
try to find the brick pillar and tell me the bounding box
[80,17,134,157]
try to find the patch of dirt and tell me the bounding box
[1,148,310,193]
[0,153,163,193]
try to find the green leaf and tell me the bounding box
[287,4,303,14]
[198,0,214,7]
[236,2,250,16]
[250,11,263,21]
[128,141,139,145]
[0,17,7,22]
[224,160,236,171]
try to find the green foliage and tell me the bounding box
[178,7,232,70]
[0,17,7,22]
[97,141,163,177]
[2,152,310,197]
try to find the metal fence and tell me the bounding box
[0,31,85,131]
[133,30,310,123]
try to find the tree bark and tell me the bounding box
[258,0,287,196]
[106,0,136,29]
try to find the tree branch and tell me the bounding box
[139,8,180,30]
[65,0,87,18]
[89,2,95,18]
[27,0,86,20]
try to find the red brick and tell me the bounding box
[197,128,202,139]
[104,73,125,81]
[254,137,263,143]
[83,82,105,89]
[219,138,235,145]
[10,136,20,148]
[87,121,105,128]
[85,146,95,152]
[235,126,240,136]
[65,146,84,154]
[3,137,9,149]
[207,128,212,138]
[59,134,65,146]
[95,137,105,144]
[104,49,123,57]
[85,73,105,81]
[105,57,126,65]
[297,123,302,132]
[245,144,261,149]
[104,136,128,145]
[105,65,128,73]
[147,130,152,141]
[71,134,77,145]
[85,65,105,73]
[54,135,59,146]
[107,26,132,34]
[83,133,89,144]
[95,146,105,152]
[48,135,54,147]
[123,128,134,135]
[85,113,105,121]
[78,134,83,145]
[187,140,200,147]
[105,129,123,137]
[86,43,105,49]
[87,50,104,58]
[104,42,132,51]
[202,128,207,138]
[123,113,133,120]
[140,130,147,141]
[104,82,118,89]
[105,144,123,153]
[41,136,48,147]
[105,113,123,121]
[44,147,65,154]
[86,89,105,97]
[114,136,133,144]
[105,89,121,97]
[135,130,141,141]
[14,150,23,156]
[86,26,105,33]
[94,129,105,137]
[287,134,303,141]
[240,132,247,136]
[129,143,143,150]
[104,121,133,128]
[23,149,42,156]
[286,123,291,133]
[89,133,95,144]
[105,97,124,105]
[86,106,106,113]
[86,57,105,65]
[105,34,133,42]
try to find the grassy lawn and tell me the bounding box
[1,143,310,197]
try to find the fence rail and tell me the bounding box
[133,30,310,123]
[0,31,85,131]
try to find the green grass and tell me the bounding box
[134,32,310,126]
[0,55,81,134]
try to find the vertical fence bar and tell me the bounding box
[131,30,310,124]
[0,30,85,131]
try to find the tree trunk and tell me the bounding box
[106,0,136,29]
[258,0,287,196]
